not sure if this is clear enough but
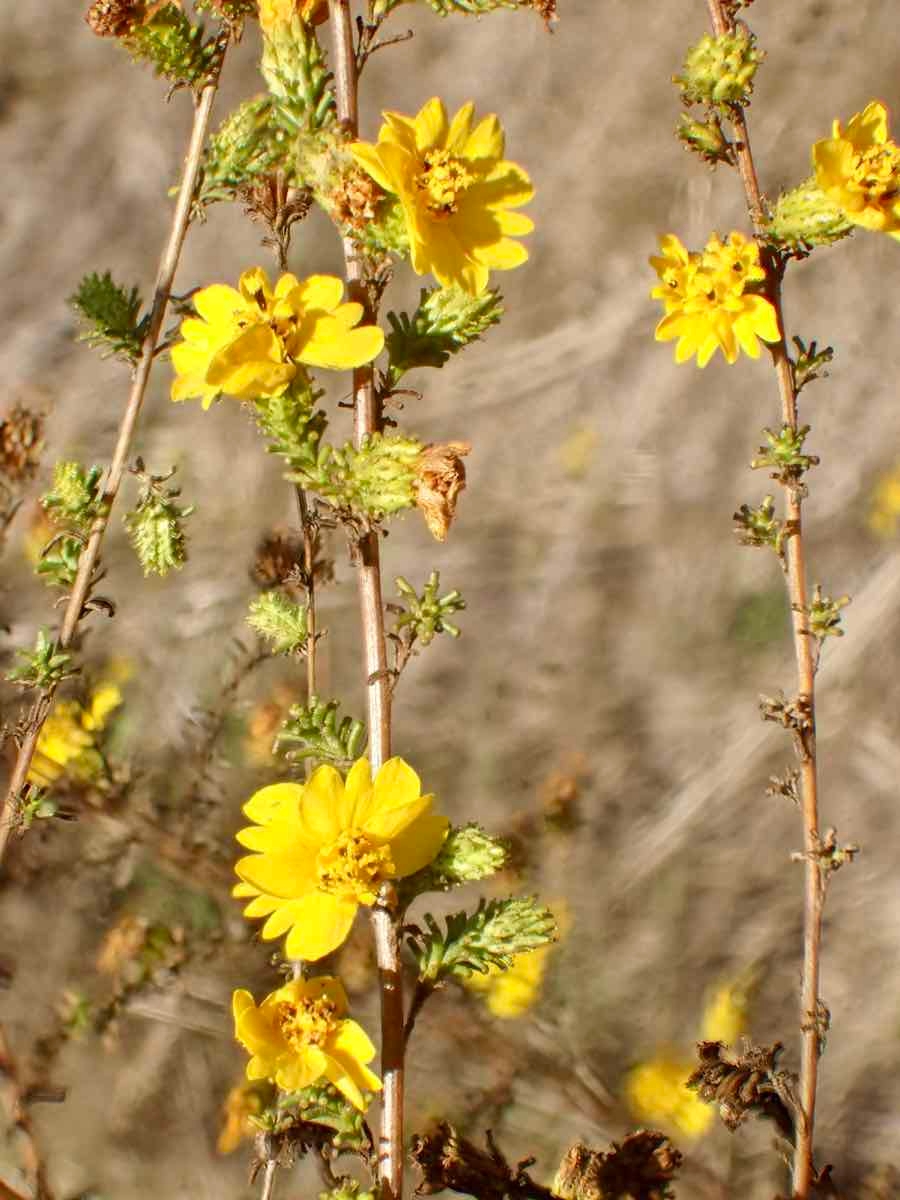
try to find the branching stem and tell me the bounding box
[0,76,224,866]
[705,3,823,1195]
[0,1022,55,1200]
[327,3,401,1197]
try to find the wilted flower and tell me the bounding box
[813,101,900,238]
[650,231,779,366]
[232,976,380,1109]
[351,98,533,294]
[170,269,384,408]
[234,758,448,960]
[413,441,471,542]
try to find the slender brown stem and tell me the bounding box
[296,488,319,717]
[704,4,822,1195]
[0,77,223,865]
[0,1022,55,1200]
[327,4,400,1196]
[260,1158,278,1200]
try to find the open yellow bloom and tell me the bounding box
[234,758,448,961]
[650,231,779,367]
[28,682,123,788]
[258,0,327,33]
[232,976,381,1110]
[171,268,384,408]
[626,1057,714,1139]
[813,101,900,237]
[350,97,534,295]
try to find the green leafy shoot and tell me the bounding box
[69,271,146,363]
[408,897,557,986]
[275,696,366,768]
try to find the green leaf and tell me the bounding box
[394,571,465,646]
[246,592,309,655]
[5,628,77,690]
[409,897,557,985]
[386,286,503,385]
[69,271,145,363]
[399,823,508,906]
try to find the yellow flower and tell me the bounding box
[170,269,385,408]
[28,681,123,788]
[650,231,779,367]
[217,1081,272,1154]
[350,97,534,295]
[700,978,749,1045]
[465,944,551,1019]
[232,976,381,1110]
[813,101,900,237]
[258,0,327,33]
[625,1057,714,1139]
[234,757,448,961]
[868,464,900,537]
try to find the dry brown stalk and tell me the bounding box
[0,75,224,867]
[0,1022,55,1200]
[327,3,402,1197]
[705,2,823,1195]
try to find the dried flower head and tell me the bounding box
[252,528,305,589]
[85,0,144,37]
[413,441,471,542]
[686,1040,797,1140]
[553,1133,682,1200]
[0,405,44,483]
[330,168,384,235]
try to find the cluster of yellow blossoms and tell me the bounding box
[650,231,779,368]
[230,758,447,1110]
[813,101,900,239]
[28,680,123,789]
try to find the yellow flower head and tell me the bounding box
[868,464,900,537]
[465,944,551,1019]
[350,97,534,295]
[232,975,381,1110]
[625,1057,714,1139]
[258,0,328,34]
[217,1080,272,1155]
[234,757,448,961]
[170,269,385,409]
[650,231,780,367]
[27,682,123,788]
[813,101,900,237]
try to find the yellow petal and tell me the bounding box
[496,210,534,237]
[193,284,246,325]
[235,848,318,899]
[295,975,349,1018]
[474,160,534,209]
[463,113,505,160]
[239,267,274,306]
[290,274,345,315]
[323,1056,365,1110]
[232,989,255,1024]
[845,100,888,150]
[380,111,418,154]
[300,764,349,842]
[297,324,385,371]
[283,891,358,961]
[243,893,281,919]
[447,102,475,153]
[261,899,310,941]
[414,97,448,152]
[330,1018,376,1064]
[243,782,304,825]
[388,812,449,877]
[473,237,529,272]
[343,758,373,826]
[350,142,397,194]
[276,1046,328,1092]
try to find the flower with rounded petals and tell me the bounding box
[232,976,381,1110]
[234,757,448,961]
[170,268,384,408]
[813,101,900,238]
[650,231,779,367]
[350,97,533,295]
[258,0,327,34]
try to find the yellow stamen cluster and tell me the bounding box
[416,150,475,217]
[316,830,396,904]
[276,995,338,1049]
[813,101,900,238]
[650,231,779,367]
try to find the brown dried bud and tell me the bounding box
[531,0,557,28]
[84,0,144,36]
[411,1123,543,1200]
[553,1133,681,1200]
[330,168,383,234]
[252,529,304,590]
[0,405,44,483]
[687,1040,797,1141]
[413,441,471,543]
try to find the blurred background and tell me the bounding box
[3,0,900,1196]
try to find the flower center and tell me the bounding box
[851,143,900,201]
[316,829,395,904]
[415,150,475,218]
[276,996,338,1050]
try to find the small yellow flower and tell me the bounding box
[650,231,779,367]
[258,0,327,34]
[28,681,123,788]
[625,1057,714,1139]
[466,944,551,1019]
[351,97,534,295]
[170,269,384,409]
[217,1081,273,1154]
[232,976,381,1110]
[813,101,900,237]
[700,978,749,1045]
[868,464,900,537]
[234,757,448,961]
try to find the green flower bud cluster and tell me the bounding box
[751,425,819,480]
[124,5,222,87]
[321,434,422,519]
[69,271,145,363]
[386,286,504,384]
[123,464,193,577]
[676,112,733,167]
[675,28,763,107]
[5,628,76,690]
[766,179,853,254]
[808,585,850,642]
[246,592,309,654]
[791,337,834,394]
[409,897,557,985]
[198,97,290,207]
[733,495,784,554]
[261,17,335,136]
[42,462,104,532]
[275,696,366,767]
[394,572,465,646]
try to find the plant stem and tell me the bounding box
[705,3,822,1194]
[0,1022,55,1200]
[260,1158,278,1200]
[0,77,224,866]
[327,4,400,1196]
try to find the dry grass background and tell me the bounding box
[3,0,900,1196]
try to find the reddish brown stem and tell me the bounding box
[0,78,223,866]
[704,4,823,1195]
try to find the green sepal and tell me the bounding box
[271,1081,372,1154]
[765,178,853,255]
[123,4,222,86]
[197,96,291,207]
[261,17,335,135]
[36,534,84,590]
